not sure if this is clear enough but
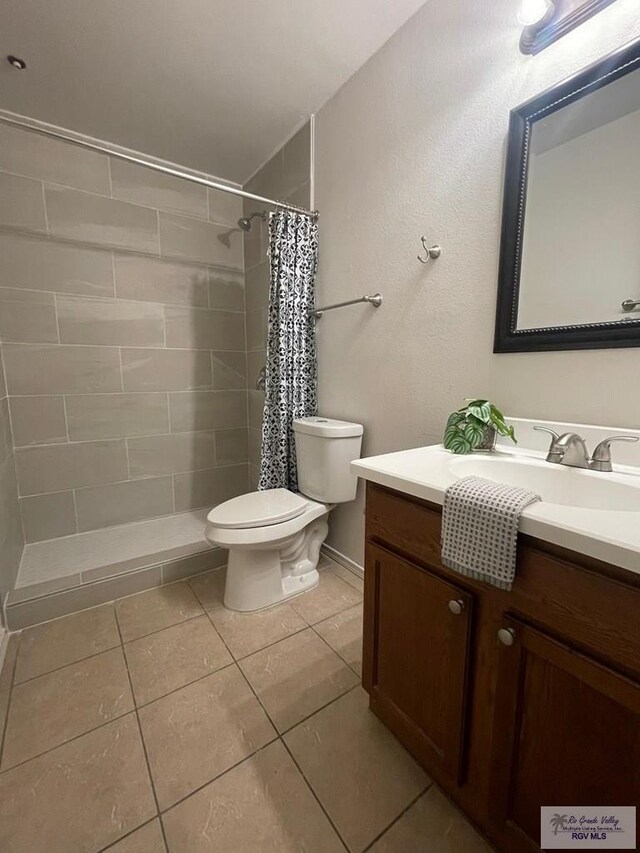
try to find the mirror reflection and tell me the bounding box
[516,67,640,331]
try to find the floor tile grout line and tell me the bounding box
[156,581,293,824]
[360,783,434,853]
[3,604,356,771]
[277,680,362,739]
[119,607,205,647]
[97,816,166,853]
[190,584,354,852]
[0,602,362,776]
[157,737,279,818]
[227,622,309,662]
[308,618,362,677]
[0,705,135,776]
[0,669,360,780]
[4,565,365,846]
[130,618,357,728]
[293,595,363,629]
[10,563,357,693]
[113,609,170,852]
[233,650,352,851]
[279,738,351,852]
[0,657,239,779]
[132,658,237,711]
[12,637,123,687]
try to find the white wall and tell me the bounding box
[314,0,640,564]
[519,105,640,328]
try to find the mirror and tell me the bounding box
[494,39,640,352]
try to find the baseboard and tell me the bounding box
[321,543,364,579]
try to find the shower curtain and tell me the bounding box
[259,210,318,492]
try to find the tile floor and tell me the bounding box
[0,555,492,852]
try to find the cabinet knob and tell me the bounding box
[448,599,465,615]
[498,627,516,646]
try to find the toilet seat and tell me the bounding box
[208,488,308,529]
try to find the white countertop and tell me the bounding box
[352,442,640,578]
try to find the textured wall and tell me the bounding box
[0,124,249,542]
[314,0,640,564]
[242,122,312,489]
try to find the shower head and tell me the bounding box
[237,211,267,232]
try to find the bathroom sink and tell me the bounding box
[351,422,640,577]
[448,454,640,512]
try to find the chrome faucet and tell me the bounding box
[534,426,638,472]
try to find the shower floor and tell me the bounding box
[8,510,225,630]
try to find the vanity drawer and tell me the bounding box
[365,482,640,679]
[366,482,445,570]
[510,545,640,680]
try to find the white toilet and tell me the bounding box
[205,416,363,612]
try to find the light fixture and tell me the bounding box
[518,0,552,26]
[7,55,27,70]
[519,0,620,55]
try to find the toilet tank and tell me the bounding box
[293,417,364,503]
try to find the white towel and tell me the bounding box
[441,475,540,590]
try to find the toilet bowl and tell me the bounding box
[206,489,330,611]
[205,417,363,612]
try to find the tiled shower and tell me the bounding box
[0,120,310,630]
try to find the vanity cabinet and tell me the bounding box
[491,617,640,852]
[363,482,640,853]
[363,543,474,783]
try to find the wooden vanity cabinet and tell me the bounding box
[363,543,474,783]
[363,482,640,853]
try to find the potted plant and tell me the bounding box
[443,399,516,454]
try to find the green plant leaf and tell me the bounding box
[443,413,472,454]
[489,403,506,422]
[488,409,517,444]
[446,411,465,428]
[463,416,487,446]
[447,399,516,448]
[443,414,463,443]
[467,402,492,424]
[444,430,472,454]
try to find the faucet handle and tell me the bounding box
[533,425,560,447]
[533,426,563,463]
[590,435,639,472]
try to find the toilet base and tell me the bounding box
[223,516,329,612]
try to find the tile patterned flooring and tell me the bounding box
[0,555,492,852]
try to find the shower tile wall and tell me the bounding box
[0,123,249,544]
[0,345,24,616]
[243,121,312,488]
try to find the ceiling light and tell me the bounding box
[7,55,27,70]
[520,0,618,54]
[518,0,552,26]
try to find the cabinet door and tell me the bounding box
[363,543,474,783]
[490,616,640,853]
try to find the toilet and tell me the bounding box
[205,416,364,612]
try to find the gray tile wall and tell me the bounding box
[0,124,250,543]
[242,122,312,488]
[0,345,24,620]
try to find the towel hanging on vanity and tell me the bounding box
[441,476,541,591]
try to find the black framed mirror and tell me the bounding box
[494,38,640,352]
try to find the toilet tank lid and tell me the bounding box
[293,417,363,438]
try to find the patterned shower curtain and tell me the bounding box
[259,210,319,492]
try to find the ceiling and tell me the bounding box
[1,0,427,184]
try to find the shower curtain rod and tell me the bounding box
[0,111,318,219]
